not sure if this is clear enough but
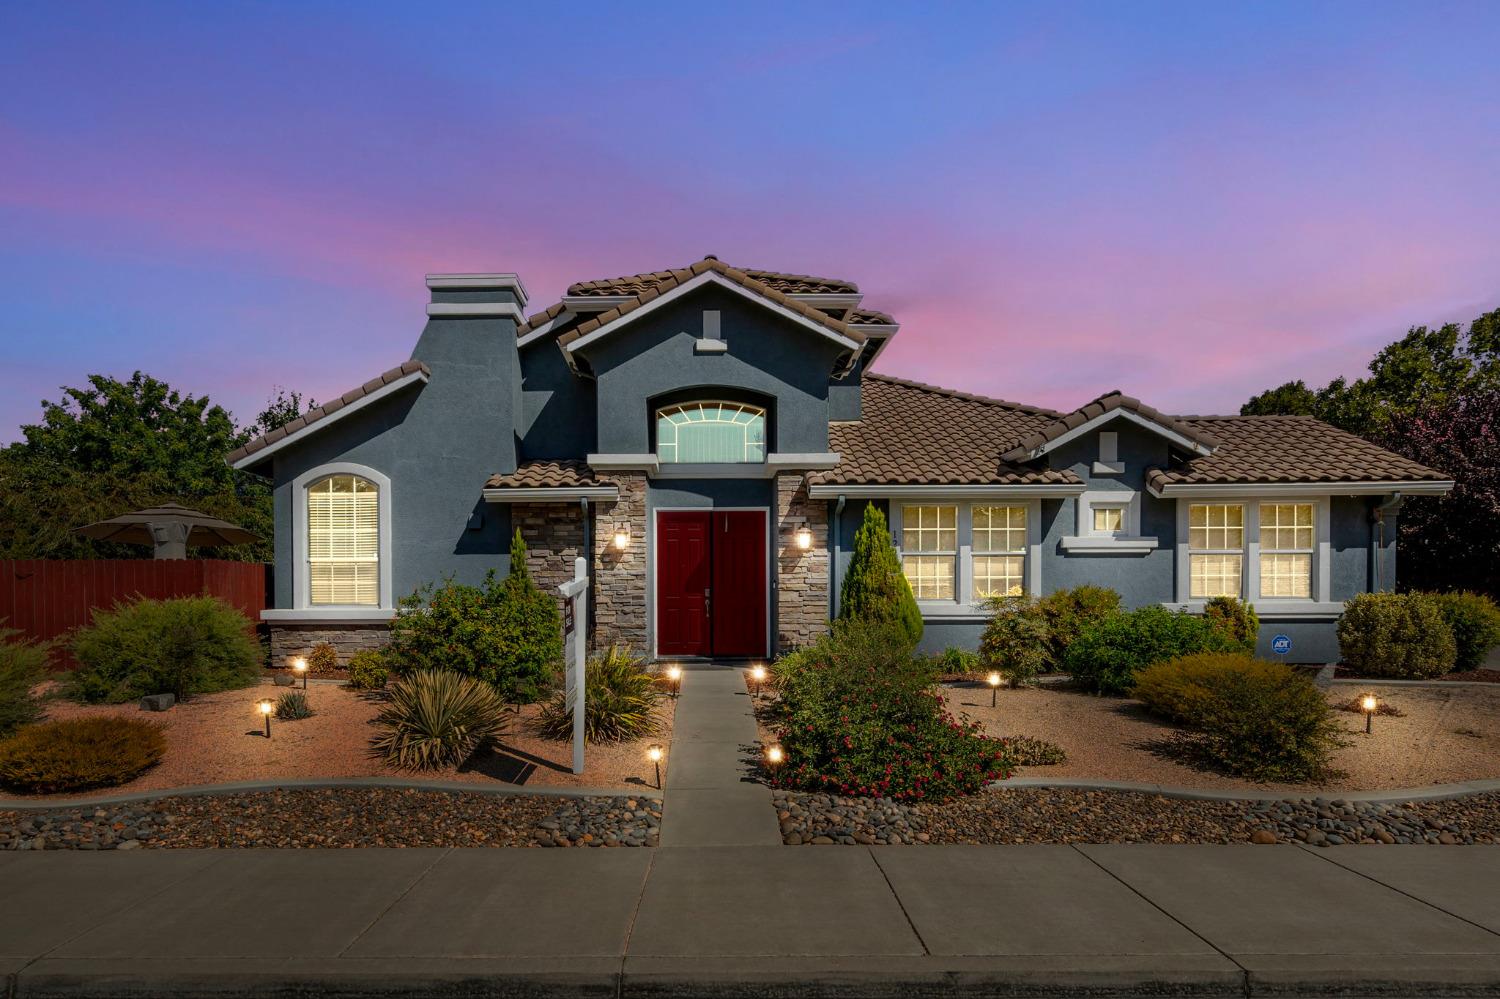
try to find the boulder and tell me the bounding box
[138,693,176,712]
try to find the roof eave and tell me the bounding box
[1146,479,1456,499]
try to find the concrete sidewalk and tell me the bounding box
[5,845,1500,997]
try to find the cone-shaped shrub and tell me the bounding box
[838,503,922,647]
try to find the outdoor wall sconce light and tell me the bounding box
[795,526,812,550]
[256,697,274,738]
[1361,693,1378,734]
[765,743,784,771]
[987,671,1002,707]
[647,743,664,788]
[292,657,308,690]
[613,527,630,550]
[749,663,767,695]
[666,664,683,698]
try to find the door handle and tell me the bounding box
[704,588,711,611]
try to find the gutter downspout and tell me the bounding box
[1371,492,1403,592]
[831,495,847,619]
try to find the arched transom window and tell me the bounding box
[656,402,766,463]
[307,474,379,605]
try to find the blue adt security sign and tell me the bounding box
[1271,634,1292,656]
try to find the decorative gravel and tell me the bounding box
[774,787,1500,846]
[0,787,661,850]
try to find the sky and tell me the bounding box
[2,1,1498,440]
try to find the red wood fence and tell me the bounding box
[0,560,270,665]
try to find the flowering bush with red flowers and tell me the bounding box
[767,620,1013,801]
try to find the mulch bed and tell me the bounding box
[0,787,660,850]
[1334,667,1500,684]
[775,787,1500,846]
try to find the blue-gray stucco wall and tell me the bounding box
[581,285,847,456]
[269,316,519,606]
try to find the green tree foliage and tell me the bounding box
[838,503,923,646]
[0,626,51,737]
[0,373,312,561]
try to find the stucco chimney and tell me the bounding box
[424,273,528,319]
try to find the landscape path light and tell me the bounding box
[1361,693,1378,734]
[647,743,664,789]
[292,657,308,690]
[749,663,767,696]
[987,671,1002,707]
[666,664,682,698]
[256,698,274,738]
[765,743,784,773]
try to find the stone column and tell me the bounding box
[775,471,830,653]
[514,502,588,614]
[592,471,649,654]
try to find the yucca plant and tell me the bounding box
[274,691,314,720]
[370,669,511,770]
[536,645,661,743]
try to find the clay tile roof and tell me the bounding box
[485,459,601,490]
[847,308,897,326]
[1144,416,1450,490]
[568,259,858,297]
[515,300,570,336]
[998,390,1221,462]
[554,257,864,352]
[812,374,1078,487]
[226,360,429,467]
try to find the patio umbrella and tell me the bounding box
[74,504,260,559]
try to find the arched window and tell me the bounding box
[656,402,767,463]
[306,474,380,605]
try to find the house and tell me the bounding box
[228,257,1453,665]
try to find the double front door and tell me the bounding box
[656,510,767,658]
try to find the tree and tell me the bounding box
[253,387,315,436]
[1380,390,1500,598]
[0,372,272,561]
[838,503,923,646]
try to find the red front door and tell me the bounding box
[656,510,766,658]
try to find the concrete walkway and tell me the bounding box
[658,666,780,847]
[6,845,1500,996]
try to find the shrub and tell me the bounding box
[931,645,980,675]
[0,717,166,793]
[535,645,662,743]
[838,503,922,647]
[1431,591,1500,671]
[69,596,261,704]
[370,669,512,770]
[305,641,338,674]
[1337,593,1457,678]
[1203,596,1259,654]
[387,536,561,704]
[770,619,1012,801]
[0,626,50,737]
[1064,605,1236,695]
[1035,586,1121,668]
[275,691,314,720]
[978,597,1050,687]
[1134,653,1345,782]
[346,649,390,690]
[1000,735,1067,766]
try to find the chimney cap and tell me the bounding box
[425,273,528,307]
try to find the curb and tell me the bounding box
[988,775,1500,804]
[0,776,663,812]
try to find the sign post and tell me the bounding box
[557,556,588,775]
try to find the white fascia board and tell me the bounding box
[561,295,636,311]
[426,272,528,306]
[483,486,619,503]
[1149,479,1455,499]
[808,483,1087,499]
[262,608,397,623]
[1162,600,1345,619]
[517,313,572,349]
[563,272,863,355]
[1021,409,1216,461]
[788,293,864,310]
[229,370,429,470]
[586,453,660,472]
[766,452,841,471]
[848,324,899,336]
[426,302,526,321]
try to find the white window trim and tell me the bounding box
[1172,496,1330,612]
[291,462,394,612]
[889,498,1042,617]
[1061,490,1159,552]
